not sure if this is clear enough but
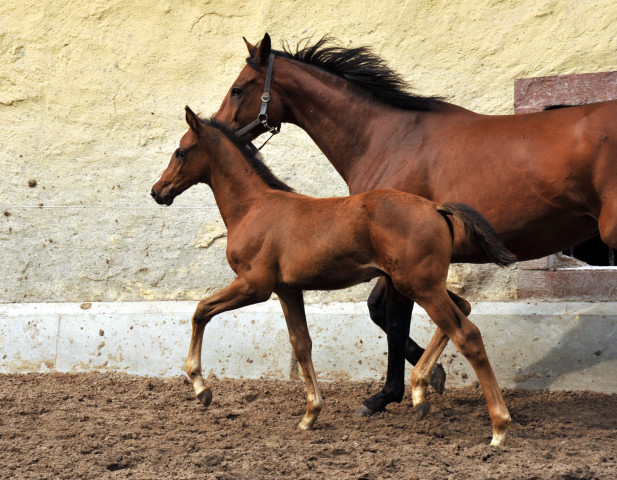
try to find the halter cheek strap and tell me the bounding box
[235,53,281,143]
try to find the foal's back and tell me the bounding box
[230,188,452,292]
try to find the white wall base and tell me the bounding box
[1,301,616,393]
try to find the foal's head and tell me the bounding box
[151,107,214,206]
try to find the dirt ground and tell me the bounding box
[0,373,616,479]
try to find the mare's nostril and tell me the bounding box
[150,189,156,199]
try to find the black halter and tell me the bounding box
[235,53,281,146]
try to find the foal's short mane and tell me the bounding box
[203,118,294,192]
[248,37,444,111]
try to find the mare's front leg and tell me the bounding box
[186,277,268,406]
[277,288,323,430]
[356,276,412,416]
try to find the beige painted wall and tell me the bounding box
[1,0,616,303]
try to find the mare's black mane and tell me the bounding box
[248,37,444,111]
[203,117,294,193]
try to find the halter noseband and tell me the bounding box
[235,53,281,144]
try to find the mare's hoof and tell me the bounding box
[415,401,431,419]
[354,404,378,417]
[197,387,213,408]
[429,363,446,394]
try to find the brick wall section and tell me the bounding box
[514,71,617,114]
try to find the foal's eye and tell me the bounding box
[176,149,186,159]
[231,87,243,97]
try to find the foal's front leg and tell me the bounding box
[277,288,323,430]
[186,277,267,406]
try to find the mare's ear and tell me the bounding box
[185,106,201,135]
[243,36,255,55]
[253,32,271,65]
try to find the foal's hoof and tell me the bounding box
[415,401,431,419]
[298,418,315,431]
[490,431,508,447]
[429,363,446,395]
[196,387,213,408]
[354,404,378,417]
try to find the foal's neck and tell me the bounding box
[207,136,277,227]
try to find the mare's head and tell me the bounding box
[151,107,214,206]
[214,33,445,140]
[214,33,285,140]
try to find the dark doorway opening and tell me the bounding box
[563,235,615,267]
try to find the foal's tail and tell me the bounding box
[436,202,517,267]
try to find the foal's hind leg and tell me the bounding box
[277,288,323,430]
[416,291,510,446]
[410,289,472,412]
[409,327,449,419]
[448,290,472,316]
[186,277,267,406]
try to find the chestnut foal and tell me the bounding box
[151,107,515,445]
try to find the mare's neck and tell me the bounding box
[207,136,272,228]
[275,58,422,191]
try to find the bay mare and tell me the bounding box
[213,33,617,414]
[151,107,516,445]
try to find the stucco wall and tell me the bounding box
[1,0,616,304]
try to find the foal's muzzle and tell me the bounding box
[150,188,174,206]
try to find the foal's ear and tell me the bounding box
[185,106,201,135]
[253,32,271,65]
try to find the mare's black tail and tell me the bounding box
[436,202,517,267]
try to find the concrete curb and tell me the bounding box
[1,301,616,393]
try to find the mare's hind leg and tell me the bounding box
[598,202,617,251]
[277,288,323,430]
[186,277,267,406]
[368,278,425,365]
[356,277,412,416]
[415,290,510,446]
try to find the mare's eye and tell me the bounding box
[231,87,243,97]
[176,149,186,159]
